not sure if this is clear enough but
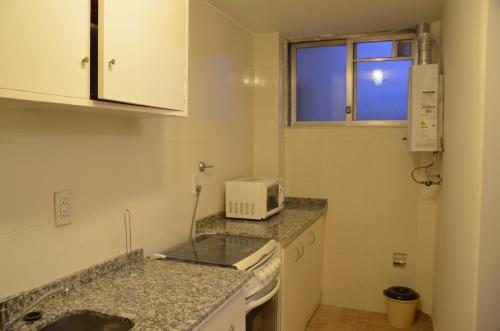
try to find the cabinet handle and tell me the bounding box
[228,324,235,331]
[310,231,316,245]
[294,246,301,262]
[81,56,90,66]
[299,242,305,257]
[109,58,116,68]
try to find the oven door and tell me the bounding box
[245,276,280,331]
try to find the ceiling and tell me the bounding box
[205,0,445,37]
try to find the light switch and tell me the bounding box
[54,190,71,226]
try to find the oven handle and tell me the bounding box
[245,278,281,312]
[247,248,277,271]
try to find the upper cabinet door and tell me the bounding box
[0,0,90,98]
[98,0,188,111]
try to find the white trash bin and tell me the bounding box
[383,286,420,328]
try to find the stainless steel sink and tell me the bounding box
[38,311,134,331]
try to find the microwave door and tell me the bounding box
[266,184,280,212]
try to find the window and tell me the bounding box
[296,44,347,121]
[289,35,415,125]
[355,60,412,121]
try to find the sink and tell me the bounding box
[39,310,134,331]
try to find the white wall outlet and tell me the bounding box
[393,252,407,268]
[54,190,71,226]
[192,174,201,196]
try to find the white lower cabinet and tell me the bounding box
[195,290,245,331]
[281,216,325,331]
[306,217,325,318]
[281,237,306,331]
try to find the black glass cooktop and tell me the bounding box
[161,234,270,268]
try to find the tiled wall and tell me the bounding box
[0,0,254,297]
[284,127,437,313]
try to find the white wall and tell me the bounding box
[284,127,437,314]
[476,0,500,330]
[0,0,254,297]
[253,33,282,177]
[432,0,488,330]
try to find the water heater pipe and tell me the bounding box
[416,22,433,65]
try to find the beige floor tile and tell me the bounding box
[306,305,433,331]
[307,305,342,328]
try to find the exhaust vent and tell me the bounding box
[396,40,413,58]
[416,22,433,65]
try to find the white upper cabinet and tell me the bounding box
[98,0,188,111]
[0,0,90,99]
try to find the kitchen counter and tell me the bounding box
[11,258,251,331]
[196,197,327,247]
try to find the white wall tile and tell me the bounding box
[285,141,321,177]
[285,175,322,198]
[322,247,367,309]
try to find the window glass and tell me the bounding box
[296,45,347,122]
[355,41,393,59]
[355,60,412,121]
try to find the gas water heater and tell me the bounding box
[407,24,443,153]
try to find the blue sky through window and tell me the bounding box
[296,45,347,122]
[355,60,412,121]
[355,41,393,59]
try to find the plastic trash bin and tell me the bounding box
[383,286,420,328]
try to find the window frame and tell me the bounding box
[288,32,417,127]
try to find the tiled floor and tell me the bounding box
[306,305,434,331]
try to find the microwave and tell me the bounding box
[225,177,284,220]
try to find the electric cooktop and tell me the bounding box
[161,234,271,268]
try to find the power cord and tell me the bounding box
[189,184,202,241]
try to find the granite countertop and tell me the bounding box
[196,197,328,247]
[11,259,251,331]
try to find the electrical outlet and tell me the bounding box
[393,252,407,268]
[54,190,71,226]
[192,174,201,196]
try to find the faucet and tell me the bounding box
[0,287,69,331]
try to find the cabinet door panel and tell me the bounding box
[297,237,309,328]
[98,0,187,110]
[0,0,90,98]
[282,242,305,331]
[310,217,325,309]
[304,229,316,319]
